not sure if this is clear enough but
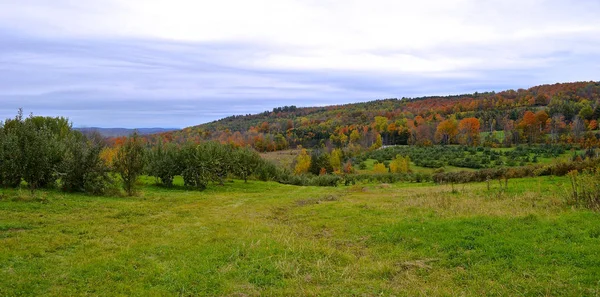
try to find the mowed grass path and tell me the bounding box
[1,177,600,296]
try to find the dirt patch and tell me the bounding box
[296,195,339,206]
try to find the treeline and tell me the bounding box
[0,110,272,196]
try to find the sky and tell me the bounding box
[1,0,599,128]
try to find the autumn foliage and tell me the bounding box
[458,118,481,146]
[143,82,600,152]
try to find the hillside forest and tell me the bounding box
[153,81,600,151]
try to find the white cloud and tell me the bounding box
[2,0,599,75]
[0,0,599,127]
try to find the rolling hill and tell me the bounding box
[150,81,600,151]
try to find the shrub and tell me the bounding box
[310,174,342,187]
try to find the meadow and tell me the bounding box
[2,176,599,296]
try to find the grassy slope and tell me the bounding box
[1,177,600,296]
[260,149,302,169]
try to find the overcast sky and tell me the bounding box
[1,0,599,128]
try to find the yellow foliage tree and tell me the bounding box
[389,155,411,173]
[435,118,458,144]
[99,146,118,169]
[373,162,387,174]
[373,116,388,133]
[294,149,311,175]
[349,129,361,144]
[370,133,383,151]
[330,148,343,172]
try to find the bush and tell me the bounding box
[277,174,310,186]
[310,174,342,187]
[345,172,430,184]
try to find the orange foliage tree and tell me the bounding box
[458,118,481,146]
[435,118,458,145]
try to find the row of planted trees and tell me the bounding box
[143,138,264,190]
[0,111,268,196]
[0,111,110,194]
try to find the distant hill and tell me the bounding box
[149,81,600,151]
[76,127,179,138]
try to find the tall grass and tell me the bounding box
[567,169,600,211]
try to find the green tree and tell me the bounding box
[179,142,222,190]
[202,141,233,185]
[61,131,112,194]
[180,144,208,189]
[114,132,146,196]
[309,149,333,175]
[579,105,594,121]
[234,146,262,182]
[146,140,181,187]
[20,115,63,192]
[0,111,24,188]
[274,133,289,150]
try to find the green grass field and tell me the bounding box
[2,176,600,296]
